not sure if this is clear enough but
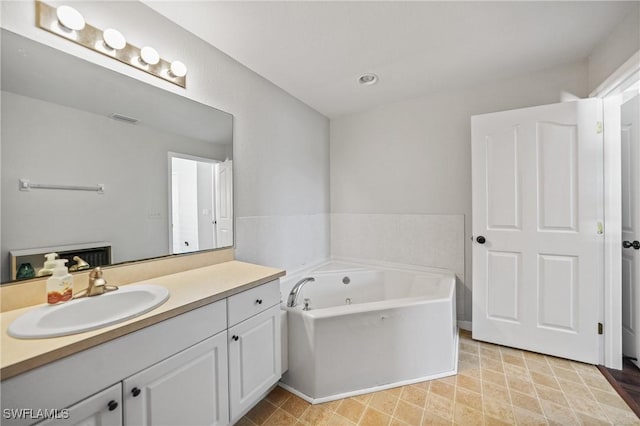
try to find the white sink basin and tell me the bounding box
[8,284,169,339]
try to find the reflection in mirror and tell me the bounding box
[0,30,234,284]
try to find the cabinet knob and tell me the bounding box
[623,240,640,250]
[131,387,141,397]
[256,299,263,305]
[107,400,118,411]
[476,236,486,244]
[232,335,239,341]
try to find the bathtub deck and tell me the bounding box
[238,330,638,425]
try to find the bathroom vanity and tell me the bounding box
[0,261,285,426]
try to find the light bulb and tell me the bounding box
[103,29,126,50]
[139,46,160,65]
[56,5,85,31]
[170,61,187,78]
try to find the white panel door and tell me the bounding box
[215,159,233,247]
[622,95,640,358]
[472,99,603,364]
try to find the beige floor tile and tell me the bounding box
[481,358,505,373]
[421,412,453,425]
[460,368,482,380]
[336,399,366,424]
[581,373,618,393]
[359,407,391,426]
[500,346,524,357]
[430,381,455,400]
[530,371,560,390]
[459,352,481,366]
[328,413,357,426]
[300,405,334,426]
[573,410,613,426]
[370,390,400,415]
[564,393,609,421]
[545,356,574,370]
[502,353,527,369]
[525,359,554,376]
[401,386,427,408]
[483,397,515,424]
[523,351,548,362]
[506,375,536,396]
[482,369,507,387]
[426,393,454,421]
[282,394,311,418]
[316,399,341,412]
[511,407,548,426]
[539,399,580,425]
[393,400,424,426]
[236,416,257,426]
[352,392,373,405]
[386,386,404,397]
[460,341,479,355]
[534,383,569,406]
[503,363,529,379]
[453,402,484,425]
[483,381,510,401]
[484,415,514,426]
[599,404,640,425]
[455,386,483,412]
[550,365,582,383]
[457,374,481,394]
[246,400,278,425]
[509,390,544,416]
[412,381,430,392]
[266,386,292,407]
[591,387,633,411]
[264,408,298,426]
[557,378,595,400]
[480,346,501,359]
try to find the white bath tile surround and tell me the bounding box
[331,213,464,318]
[235,214,330,272]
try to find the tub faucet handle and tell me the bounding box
[303,298,311,311]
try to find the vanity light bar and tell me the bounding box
[36,1,187,88]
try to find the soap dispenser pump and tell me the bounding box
[46,259,73,304]
[37,252,59,277]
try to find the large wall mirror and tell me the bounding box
[0,30,234,284]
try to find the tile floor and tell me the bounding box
[238,331,640,425]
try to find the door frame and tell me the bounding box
[590,50,640,369]
[167,152,220,255]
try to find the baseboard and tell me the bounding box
[458,320,472,332]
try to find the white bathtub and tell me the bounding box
[280,260,458,403]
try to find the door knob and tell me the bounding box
[623,240,640,250]
[476,236,486,244]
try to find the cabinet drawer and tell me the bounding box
[227,280,280,327]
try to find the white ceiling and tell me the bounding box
[146,1,635,118]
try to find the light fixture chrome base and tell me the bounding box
[36,1,186,88]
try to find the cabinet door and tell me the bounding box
[37,383,122,426]
[123,332,229,426]
[228,305,281,421]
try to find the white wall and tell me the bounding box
[587,4,640,93]
[330,60,589,322]
[0,1,330,273]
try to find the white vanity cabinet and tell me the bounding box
[37,384,122,426]
[227,280,281,423]
[2,279,282,426]
[124,332,229,426]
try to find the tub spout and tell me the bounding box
[287,277,315,307]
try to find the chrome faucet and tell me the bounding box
[74,267,119,298]
[287,277,315,307]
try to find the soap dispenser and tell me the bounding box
[47,259,73,304]
[37,252,59,277]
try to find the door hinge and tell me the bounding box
[598,322,604,335]
[596,121,603,134]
